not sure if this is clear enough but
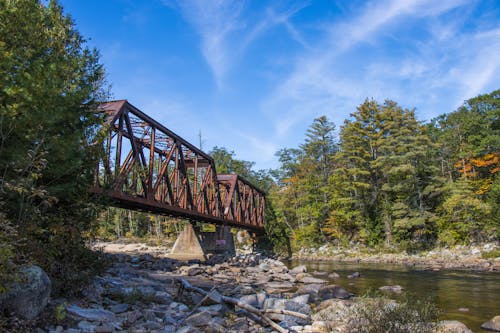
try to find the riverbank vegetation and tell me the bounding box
[0,0,108,294]
[268,92,499,253]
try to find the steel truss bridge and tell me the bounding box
[92,100,266,234]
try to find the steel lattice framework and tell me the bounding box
[91,100,266,233]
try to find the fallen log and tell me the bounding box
[176,278,308,333]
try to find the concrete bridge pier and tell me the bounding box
[169,223,235,261]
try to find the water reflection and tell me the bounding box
[289,260,499,332]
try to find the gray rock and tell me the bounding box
[482,315,500,332]
[292,294,310,304]
[295,283,323,302]
[185,311,212,327]
[291,265,308,274]
[144,321,163,330]
[0,265,51,320]
[347,272,361,279]
[263,298,311,326]
[198,304,227,316]
[175,325,203,333]
[67,305,116,322]
[187,267,204,276]
[228,317,249,332]
[328,272,340,279]
[77,320,96,332]
[204,319,225,333]
[239,293,266,308]
[438,320,474,333]
[379,285,404,293]
[109,303,129,314]
[318,285,354,300]
[121,310,143,325]
[158,325,176,333]
[66,329,81,333]
[297,275,328,284]
[94,323,114,333]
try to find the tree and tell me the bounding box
[0,0,107,294]
[326,99,439,248]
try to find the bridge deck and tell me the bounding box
[92,100,265,233]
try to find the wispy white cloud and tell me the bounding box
[263,0,497,137]
[174,0,244,88]
[172,0,310,88]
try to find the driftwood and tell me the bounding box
[176,278,309,333]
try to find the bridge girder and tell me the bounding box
[91,100,266,233]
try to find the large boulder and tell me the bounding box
[482,315,500,332]
[318,285,354,300]
[263,297,311,327]
[290,265,307,274]
[0,265,51,320]
[437,320,474,333]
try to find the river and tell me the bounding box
[289,260,500,332]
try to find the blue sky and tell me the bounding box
[60,0,500,170]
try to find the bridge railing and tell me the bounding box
[92,100,265,233]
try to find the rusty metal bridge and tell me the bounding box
[92,100,266,234]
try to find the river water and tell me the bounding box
[289,260,500,332]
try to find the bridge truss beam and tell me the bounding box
[92,100,265,233]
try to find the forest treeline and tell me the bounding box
[266,93,500,253]
[101,91,500,254]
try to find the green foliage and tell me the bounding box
[0,214,18,293]
[345,295,440,333]
[437,178,493,245]
[271,90,498,250]
[0,0,108,295]
[481,249,500,259]
[54,302,67,322]
[108,288,164,305]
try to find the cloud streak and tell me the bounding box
[264,0,498,138]
[173,0,309,88]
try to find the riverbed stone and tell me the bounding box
[437,320,474,333]
[291,265,308,274]
[347,272,361,279]
[263,298,311,326]
[67,305,116,322]
[109,303,129,314]
[77,320,96,332]
[185,311,212,327]
[379,285,404,293]
[318,285,354,300]
[481,315,500,331]
[0,265,51,320]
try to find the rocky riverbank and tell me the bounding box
[293,243,500,271]
[16,245,493,333]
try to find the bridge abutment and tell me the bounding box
[169,224,235,261]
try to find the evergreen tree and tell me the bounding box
[326,100,439,248]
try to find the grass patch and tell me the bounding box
[481,249,500,259]
[314,293,440,333]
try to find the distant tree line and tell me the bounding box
[268,91,499,252]
[108,91,499,254]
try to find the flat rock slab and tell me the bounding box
[67,305,116,322]
[299,276,328,284]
